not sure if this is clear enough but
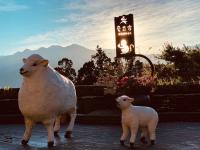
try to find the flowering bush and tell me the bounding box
[117,75,156,95]
[95,73,118,88]
[94,59,124,94]
[94,73,118,95]
[94,57,156,95]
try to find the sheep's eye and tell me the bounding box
[32,63,37,66]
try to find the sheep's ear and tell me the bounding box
[23,58,26,63]
[128,97,134,103]
[40,59,49,67]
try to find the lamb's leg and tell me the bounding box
[140,127,148,144]
[120,124,129,146]
[130,125,138,148]
[54,115,61,136]
[21,118,34,145]
[43,119,55,147]
[65,108,77,138]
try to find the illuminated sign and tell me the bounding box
[114,14,135,58]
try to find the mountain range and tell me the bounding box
[0,44,161,87]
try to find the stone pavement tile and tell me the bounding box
[0,123,200,150]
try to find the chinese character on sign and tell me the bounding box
[120,16,127,24]
[127,25,132,31]
[117,26,121,32]
[122,26,126,32]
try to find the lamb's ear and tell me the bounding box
[23,58,26,63]
[40,59,49,67]
[128,97,134,103]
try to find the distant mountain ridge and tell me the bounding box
[0,44,96,87]
[0,44,161,87]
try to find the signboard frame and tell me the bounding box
[114,14,135,58]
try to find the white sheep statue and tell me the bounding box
[116,95,158,148]
[18,54,77,147]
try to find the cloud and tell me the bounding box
[17,0,200,54]
[0,0,28,12]
[19,0,137,51]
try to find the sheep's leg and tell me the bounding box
[43,119,55,147]
[120,124,129,146]
[21,118,34,145]
[65,109,77,138]
[140,127,148,144]
[130,125,138,148]
[54,115,61,136]
[148,122,157,145]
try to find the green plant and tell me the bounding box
[159,43,200,81]
[54,58,76,83]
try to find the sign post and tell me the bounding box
[114,14,135,58]
[114,14,155,77]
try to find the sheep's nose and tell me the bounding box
[20,68,24,73]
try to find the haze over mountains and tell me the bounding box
[0,44,160,87]
[0,44,95,87]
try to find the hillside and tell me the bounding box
[0,44,95,87]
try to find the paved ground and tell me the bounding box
[0,122,200,150]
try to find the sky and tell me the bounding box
[0,0,199,56]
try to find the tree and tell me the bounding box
[77,45,113,85]
[54,58,76,83]
[154,63,180,85]
[159,44,200,82]
[76,60,97,85]
[91,45,112,76]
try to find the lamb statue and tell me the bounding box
[18,54,77,147]
[116,95,158,148]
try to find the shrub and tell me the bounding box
[117,75,156,95]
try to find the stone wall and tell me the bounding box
[0,85,200,123]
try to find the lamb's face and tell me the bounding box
[116,95,134,110]
[19,54,49,77]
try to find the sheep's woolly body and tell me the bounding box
[19,66,76,121]
[116,95,158,147]
[18,54,77,147]
[122,105,158,128]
